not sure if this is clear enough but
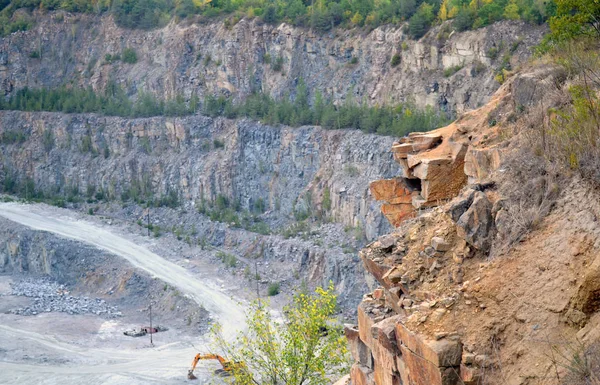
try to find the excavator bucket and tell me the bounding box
[187,371,198,380]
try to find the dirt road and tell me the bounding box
[0,202,246,384]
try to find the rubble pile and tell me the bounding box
[9,277,122,318]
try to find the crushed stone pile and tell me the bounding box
[8,277,122,318]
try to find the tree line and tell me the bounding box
[1,0,555,38]
[0,82,451,137]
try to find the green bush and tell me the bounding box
[216,251,238,268]
[443,65,463,77]
[391,54,401,67]
[1,130,28,144]
[122,48,138,64]
[272,56,284,72]
[267,282,280,296]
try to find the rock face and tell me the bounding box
[347,65,600,385]
[0,110,402,311]
[369,75,516,228]
[371,121,469,227]
[0,111,398,239]
[0,13,544,113]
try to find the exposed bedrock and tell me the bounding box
[0,13,544,113]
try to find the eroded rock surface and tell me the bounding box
[0,14,544,113]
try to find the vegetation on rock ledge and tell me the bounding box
[0,0,555,38]
[0,82,451,137]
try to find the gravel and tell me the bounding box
[8,277,122,318]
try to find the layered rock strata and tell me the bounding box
[0,13,544,113]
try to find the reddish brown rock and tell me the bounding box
[358,302,380,349]
[460,364,482,385]
[352,364,376,385]
[374,361,401,385]
[359,251,394,289]
[381,204,416,227]
[370,179,416,204]
[370,178,419,227]
[345,324,373,368]
[373,288,385,300]
[373,123,469,228]
[395,322,462,367]
[400,345,460,385]
[371,316,402,373]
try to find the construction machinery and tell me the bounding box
[187,353,245,380]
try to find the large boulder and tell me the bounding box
[455,191,495,251]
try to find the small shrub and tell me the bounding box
[42,129,54,152]
[486,42,504,60]
[391,54,401,67]
[122,48,138,64]
[139,137,152,154]
[344,164,359,177]
[444,65,463,78]
[349,57,358,65]
[216,251,237,268]
[213,139,225,149]
[29,50,40,59]
[272,56,284,72]
[1,130,28,144]
[471,60,487,76]
[267,282,280,296]
[104,53,120,64]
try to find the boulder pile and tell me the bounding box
[9,277,122,318]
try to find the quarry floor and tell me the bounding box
[0,202,270,384]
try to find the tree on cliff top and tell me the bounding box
[211,283,349,385]
[550,0,600,41]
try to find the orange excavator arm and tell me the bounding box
[188,353,232,380]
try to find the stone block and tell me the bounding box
[358,302,380,349]
[460,364,482,385]
[373,288,385,300]
[456,191,495,251]
[395,322,462,367]
[400,345,460,385]
[352,364,375,385]
[374,361,401,385]
[396,355,411,385]
[360,251,393,289]
[345,324,373,368]
[431,237,451,252]
[385,287,403,314]
[370,179,415,204]
[391,143,413,159]
[371,316,402,372]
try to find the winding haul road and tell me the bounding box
[0,202,246,384]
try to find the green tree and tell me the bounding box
[409,2,435,38]
[550,0,600,41]
[503,0,520,20]
[212,284,349,385]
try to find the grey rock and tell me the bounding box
[456,191,496,251]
